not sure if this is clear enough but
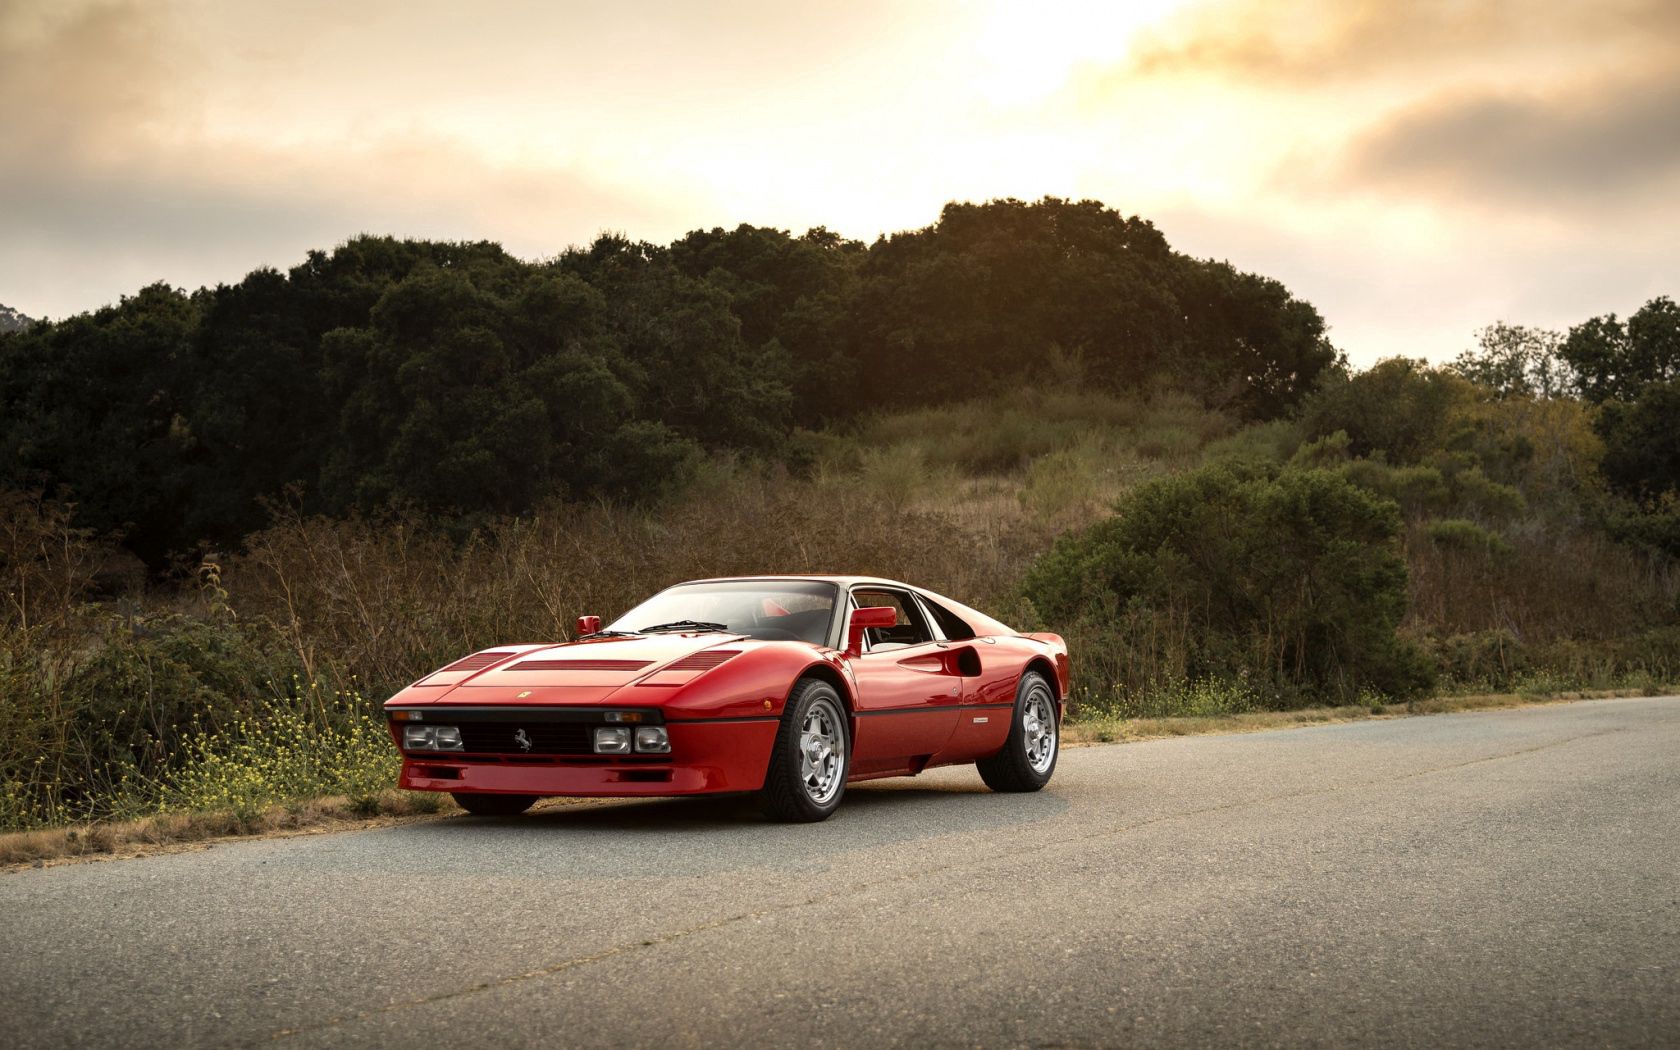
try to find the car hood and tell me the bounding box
[398,632,753,707]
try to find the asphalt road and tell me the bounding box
[4,696,1678,1049]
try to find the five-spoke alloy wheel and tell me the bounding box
[977,670,1059,792]
[762,678,851,822]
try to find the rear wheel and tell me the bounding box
[977,671,1058,792]
[451,792,537,816]
[761,678,850,822]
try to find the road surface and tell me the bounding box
[3,696,1678,1048]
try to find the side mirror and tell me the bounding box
[846,606,898,656]
[576,615,602,636]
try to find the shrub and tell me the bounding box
[1424,519,1514,559]
[1418,629,1530,690]
[1025,463,1434,706]
[0,611,288,827]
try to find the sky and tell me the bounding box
[1,0,1676,366]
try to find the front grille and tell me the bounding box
[455,721,593,755]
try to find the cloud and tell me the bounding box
[1102,0,1680,216]
[0,2,703,318]
[1335,65,1680,208]
[1129,0,1678,83]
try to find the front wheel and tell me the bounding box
[977,671,1059,792]
[761,678,850,822]
[451,792,537,816]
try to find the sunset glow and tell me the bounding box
[2,0,1676,363]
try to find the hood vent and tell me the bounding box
[666,650,740,672]
[441,651,514,673]
[512,659,653,672]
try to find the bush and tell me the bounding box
[1418,629,1530,690]
[1424,519,1515,559]
[0,611,289,827]
[1026,463,1433,706]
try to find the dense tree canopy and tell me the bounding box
[0,197,1343,563]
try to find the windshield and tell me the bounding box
[607,580,839,645]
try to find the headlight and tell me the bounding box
[633,726,670,753]
[403,724,463,751]
[593,726,632,754]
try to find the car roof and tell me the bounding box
[678,574,913,590]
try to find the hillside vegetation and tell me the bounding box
[1,197,1677,831]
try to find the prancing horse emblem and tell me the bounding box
[514,728,533,752]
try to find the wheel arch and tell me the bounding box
[791,660,855,715]
[1022,656,1063,720]
[1024,656,1060,698]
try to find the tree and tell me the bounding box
[1560,296,1680,402]
[0,284,201,563]
[1451,322,1569,398]
[1597,379,1680,502]
[852,197,1333,417]
[1300,358,1475,463]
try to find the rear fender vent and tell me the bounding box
[512,659,653,672]
[440,651,515,673]
[666,650,740,672]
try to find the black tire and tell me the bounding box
[977,670,1059,792]
[761,678,850,823]
[451,792,538,816]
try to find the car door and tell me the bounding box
[846,587,963,773]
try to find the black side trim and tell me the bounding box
[854,703,1014,717]
[663,715,780,725]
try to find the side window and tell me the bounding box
[917,595,976,641]
[852,588,934,652]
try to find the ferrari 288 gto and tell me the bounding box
[384,576,1068,822]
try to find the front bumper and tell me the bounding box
[394,718,780,797]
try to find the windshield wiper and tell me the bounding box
[578,629,640,640]
[638,620,730,634]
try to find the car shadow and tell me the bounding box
[338,776,1071,877]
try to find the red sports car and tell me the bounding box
[384,576,1068,821]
